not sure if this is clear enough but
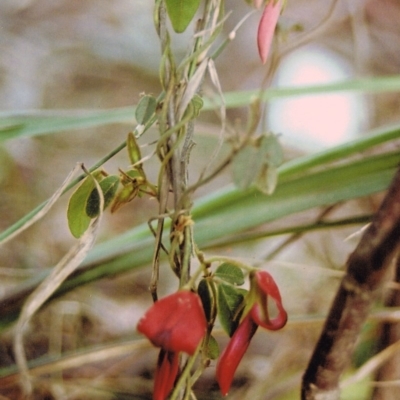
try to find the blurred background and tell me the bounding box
[1,0,400,399]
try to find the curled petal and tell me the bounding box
[251,270,287,330]
[137,291,207,355]
[254,270,283,303]
[257,0,282,64]
[216,313,258,396]
[153,349,179,400]
[250,302,287,330]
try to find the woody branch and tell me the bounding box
[302,166,400,400]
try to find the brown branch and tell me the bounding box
[302,167,400,400]
[372,256,400,400]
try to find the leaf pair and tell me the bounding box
[198,263,247,338]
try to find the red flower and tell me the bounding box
[257,0,282,64]
[216,270,287,396]
[137,291,207,400]
[216,313,258,396]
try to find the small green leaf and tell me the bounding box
[86,175,120,218]
[135,95,156,125]
[198,278,215,322]
[232,133,283,193]
[259,133,284,167]
[205,335,220,360]
[165,0,201,33]
[127,132,142,166]
[215,263,245,285]
[67,171,104,238]
[232,144,264,190]
[217,283,246,336]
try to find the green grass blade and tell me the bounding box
[2,75,400,140]
[0,107,135,141]
[209,74,400,110]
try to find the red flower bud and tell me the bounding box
[153,349,180,400]
[137,291,207,355]
[216,313,258,396]
[257,0,282,64]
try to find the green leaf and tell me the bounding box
[165,0,201,33]
[67,171,104,238]
[217,283,246,336]
[233,133,283,193]
[215,263,245,285]
[259,133,284,167]
[86,175,120,218]
[135,95,156,125]
[232,144,264,190]
[198,278,215,322]
[205,335,220,360]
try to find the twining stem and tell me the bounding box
[302,166,400,400]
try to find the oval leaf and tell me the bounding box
[215,263,245,285]
[232,145,263,190]
[165,0,201,33]
[217,283,246,336]
[86,175,120,218]
[67,171,103,238]
[259,133,283,167]
[135,95,156,126]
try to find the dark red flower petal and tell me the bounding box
[216,313,258,396]
[137,291,207,355]
[153,349,179,400]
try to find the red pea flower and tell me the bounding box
[216,313,258,396]
[216,270,287,396]
[137,291,207,400]
[257,0,282,64]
